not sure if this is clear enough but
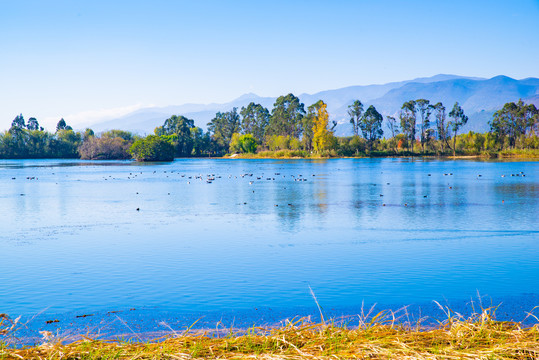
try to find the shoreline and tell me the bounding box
[1,153,538,162]
[4,293,539,346]
[2,306,539,359]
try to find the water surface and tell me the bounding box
[1,158,538,338]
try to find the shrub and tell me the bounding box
[129,135,175,161]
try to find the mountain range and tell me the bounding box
[87,75,539,136]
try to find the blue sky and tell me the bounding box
[1,0,538,130]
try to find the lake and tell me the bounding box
[1,158,538,340]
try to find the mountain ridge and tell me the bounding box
[86,74,539,136]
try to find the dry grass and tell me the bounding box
[2,305,539,359]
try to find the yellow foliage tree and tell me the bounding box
[312,102,333,152]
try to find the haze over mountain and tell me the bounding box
[87,74,539,136]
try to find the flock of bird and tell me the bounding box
[11,168,527,210]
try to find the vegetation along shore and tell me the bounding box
[2,306,539,359]
[1,96,537,161]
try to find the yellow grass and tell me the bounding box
[2,306,539,359]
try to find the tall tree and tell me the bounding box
[26,117,40,131]
[386,115,399,137]
[386,115,400,152]
[448,102,468,156]
[207,108,241,153]
[433,102,450,153]
[190,127,211,156]
[240,102,270,144]
[312,101,333,152]
[400,100,417,152]
[302,100,325,151]
[56,118,72,132]
[155,115,195,156]
[348,100,364,137]
[83,128,95,141]
[11,114,25,129]
[414,99,431,152]
[267,94,305,138]
[490,100,538,149]
[359,105,384,150]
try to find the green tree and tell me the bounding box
[386,115,399,152]
[26,117,40,131]
[240,103,269,144]
[11,114,25,130]
[239,134,257,153]
[207,108,241,153]
[154,115,195,157]
[129,135,175,161]
[229,133,242,153]
[414,99,431,152]
[433,102,450,153]
[400,100,417,152]
[190,127,211,156]
[448,102,468,156]
[490,100,538,149]
[267,93,305,138]
[229,133,258,154]
[102,129,134,141]
[56,118,72,132]
[83,128,95,141]
[348,100,364,137]
[359,105,384,150]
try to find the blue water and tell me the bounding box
[1,158,538,339]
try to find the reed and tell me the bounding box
[2,305,539,359]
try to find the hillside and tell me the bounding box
[87,75,538,136]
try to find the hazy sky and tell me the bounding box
[1,0,538,130]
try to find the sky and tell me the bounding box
[1,0,538,130]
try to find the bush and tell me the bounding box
[79,136,132,160]
[129,135,175,161]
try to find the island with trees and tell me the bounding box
[1,95,537,161]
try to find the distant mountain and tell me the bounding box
[87,74,538,136]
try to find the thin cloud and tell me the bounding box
[41,104,153,130]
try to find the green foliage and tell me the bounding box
[229,133,242,153]
[448,102,469,156]
[155,115,195,156]
[490,99,538,149]
[101,129,135,141]
[26,117,40,131]
[56,118,72,132]
[400,100,417,152]
[207,108,241,154]
[83,128,95,141]
[359,105,384,150]
[303,100,325,151]
[415,99,432,152]
[129,135,175,161]
[11,114,25,130]
[240,103,270,144]
[267,135,291,151]
[239,134,258,153]
[348,100,364,137]
[267,93,305,138]
[0,122,82,159]
[190,126,211,156]
[230,133,258,154]
[2,100,538,159]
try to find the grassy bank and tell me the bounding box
[225,148,539,159]
[2,308,539,359]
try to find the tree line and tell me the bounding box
[1,96,537,160]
